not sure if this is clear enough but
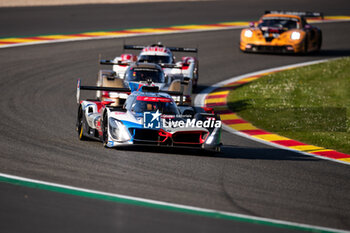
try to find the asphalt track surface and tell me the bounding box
[0,0,350,232]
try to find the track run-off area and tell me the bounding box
[195,59,350,165]
[1,1,350,232]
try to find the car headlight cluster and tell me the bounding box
[244,29,253,38]
[109,118,131,142]
[290,31,301,40]
[206,127,220,145]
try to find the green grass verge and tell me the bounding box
[227,57,350,154]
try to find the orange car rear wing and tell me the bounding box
[264,11,324,19]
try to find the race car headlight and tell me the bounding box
[205,126,220,145]
[244,30,253,38]
[290,31,301,40]
[109,118,131,142]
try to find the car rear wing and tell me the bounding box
[264,10,324,19]
[140,85,187,105]
[100,59,131,66]
[158,63,182,69]
[124,45,198,53]
[76,79,131,104]
[141,85,183,96]
[77,80,187,104]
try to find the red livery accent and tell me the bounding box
[181,56,196,70]
[142,47,169,53]
[96,121,102,135]
[182,56,195,64]
[121,54,137,62]
[182,65,189,70]
[102,91,109,98]
[136,96,172,102]
[137,83,144,91]
[95,102,105,112]
[158,129,172,142]
[202,107,214,114]
[82,101,109,113]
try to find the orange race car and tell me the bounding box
[240,11,323,54]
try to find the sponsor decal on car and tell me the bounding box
[107,141,114,147]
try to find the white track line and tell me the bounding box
[1,172,349,233]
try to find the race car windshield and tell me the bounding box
[125,68,165,83]
[259,18,299,29]
[138,55,172,64]
[132,100,179,115]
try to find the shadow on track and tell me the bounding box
[109,143,318,162]
[311,49,350,57]
[109,145,219,157]
[192,84,213,95]
[219,145,317,161]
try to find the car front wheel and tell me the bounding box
[77,106,88,140]
[102,112,110,148]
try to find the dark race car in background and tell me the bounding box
[100,42,199,88]
[96,62,192,105]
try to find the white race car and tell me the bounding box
[76,81,221,151]
[100,42,199,88]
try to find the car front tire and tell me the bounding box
[77,106,88,140]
